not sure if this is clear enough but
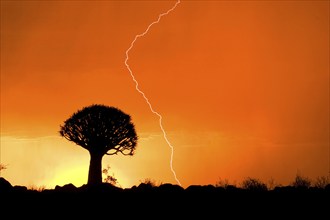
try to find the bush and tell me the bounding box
[215,178,230,188]
[313,176,330,189]
[28,185,46,192]
[0,163,7,171]
[291,174,311,189]
[139,178,160,187]
[241,177,268,191]
[267,178,281,190]
[102,165,118,186]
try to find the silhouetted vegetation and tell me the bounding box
[0,163,7,172]
[2,108,329,215]
[2,174,329,194]
[1,174,329,217]
[241,177,268,191]
[215,177,230,188]
[314,176,330,189]
[102,165,118,186]
[27,185,46,192]
[291,174,312,189]
[139,178,161,187]
[59,104,138,185]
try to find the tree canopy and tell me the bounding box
[59,104,138,156]
[59,104,138,185]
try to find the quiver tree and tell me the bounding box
[59,104,138,185]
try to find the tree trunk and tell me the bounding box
[87,152,103,185]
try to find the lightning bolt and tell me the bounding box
[124,0,181,186]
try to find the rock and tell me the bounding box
[55,183,77,192]
[0,177,12,192]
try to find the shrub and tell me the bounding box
[291,174,311,189]
[313,176,330,189]
[267,177,281,190]
[139,178,159,187]
[0,163,7,171]
[215,178,230,188]
[102,165,118,186]
[241,177,268,191]
[28,185,46,192]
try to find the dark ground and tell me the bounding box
[0,177,329,218]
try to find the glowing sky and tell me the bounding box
[1,0,329,188]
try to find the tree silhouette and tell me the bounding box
[59,104,138,185]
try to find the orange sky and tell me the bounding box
[1,0,329,188]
